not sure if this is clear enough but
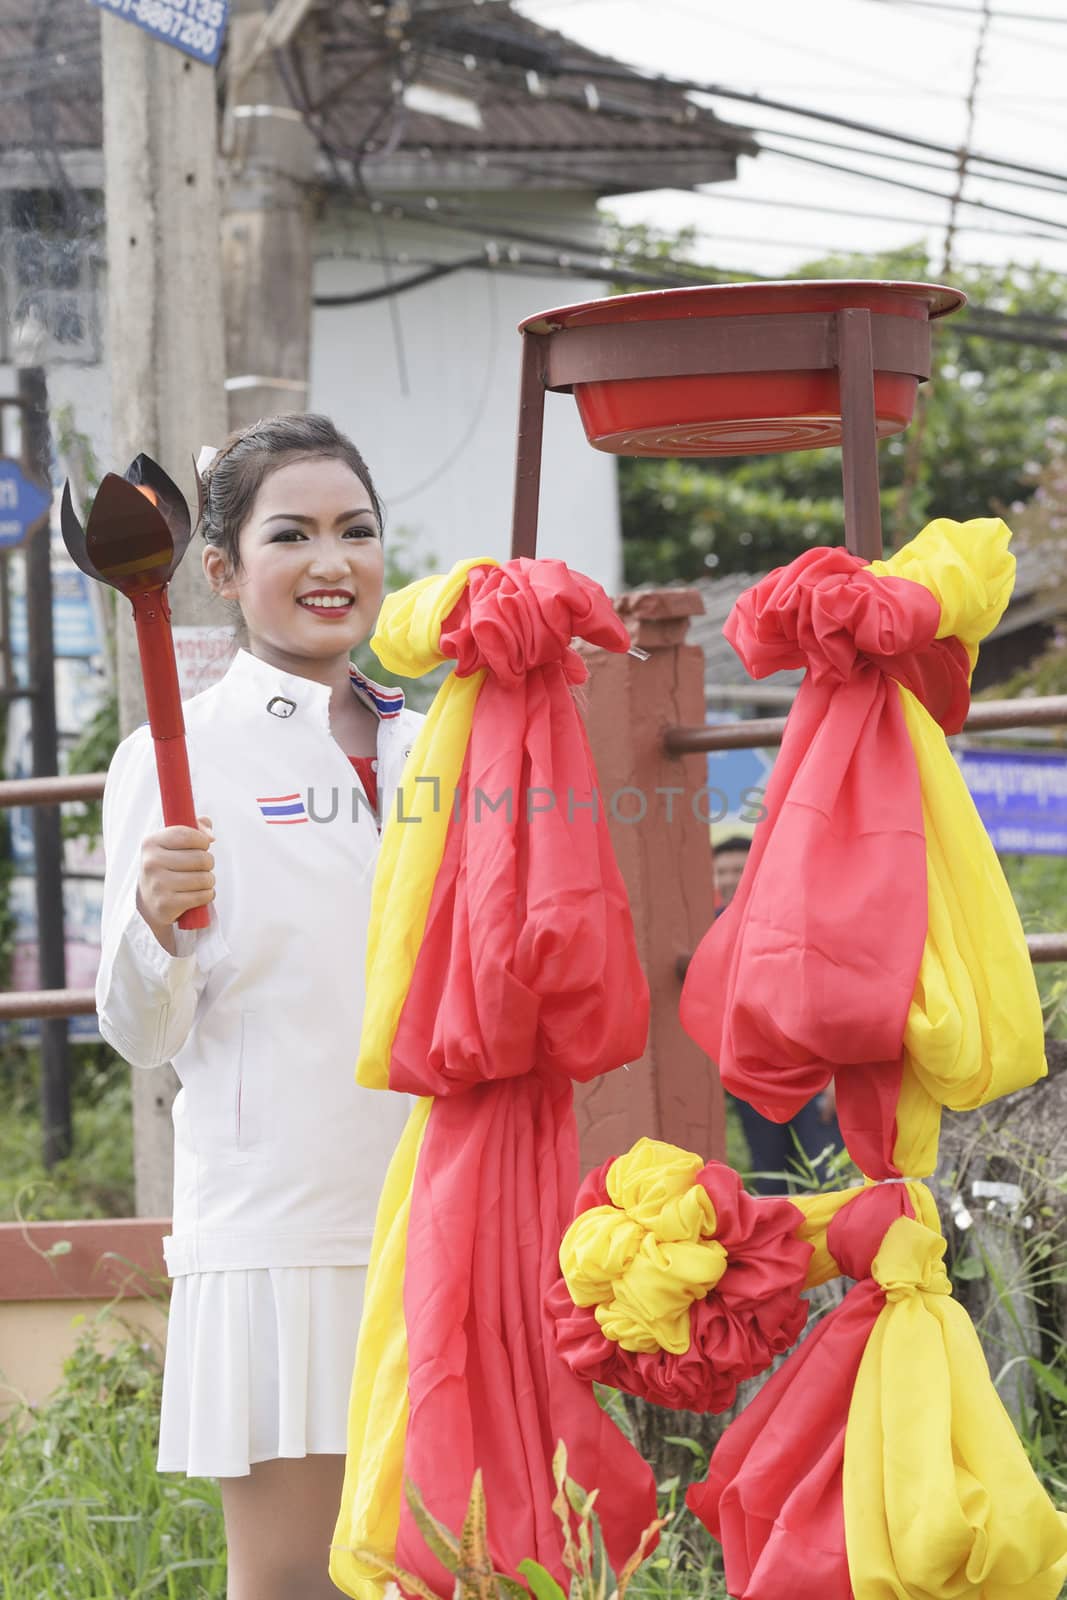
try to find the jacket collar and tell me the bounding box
[349,662,405,720]
[222,648,406,726]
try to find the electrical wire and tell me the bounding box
[534,59,1067,186]
[748,124,1067,199]
[760,145,1067,234]
[861,0,1067,23]
[336,193,1067,343]
[675,188,1067,244]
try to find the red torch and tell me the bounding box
[61,455,209,931]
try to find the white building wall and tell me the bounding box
[311,206,623,595]
[3,194,625,598]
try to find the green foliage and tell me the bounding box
[0,1042,135,1221]
[617,248,1067,585]
[357,1444,668,1600]
[629,1461,726,1600]
[998,854,1067,1042]
[0,1311,226,1598]
[62,693,120,851]
[620,458,843,587]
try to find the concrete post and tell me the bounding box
[100,15,228,1215]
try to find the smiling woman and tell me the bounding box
[201,421,388,757]
[94,413,425,1600]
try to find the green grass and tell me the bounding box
[0,1308,225,1599]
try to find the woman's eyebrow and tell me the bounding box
[262,510,376,525]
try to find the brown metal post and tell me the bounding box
[836,307,884,561]
[510,332,548,560]
[576,590,724,1171]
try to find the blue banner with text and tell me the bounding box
[956,748,1067,855]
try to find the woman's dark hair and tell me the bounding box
[198,413,383,568]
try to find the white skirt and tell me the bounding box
[157,1265,366,1478]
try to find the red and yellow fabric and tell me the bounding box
[549,1135,1067,1600]
[679,518,1045,1179]
[547,1137,812,1412]
[330,558,656,1600]
[688,1178,1067,1600]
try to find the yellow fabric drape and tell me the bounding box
[356,559,495,1089]
[329,1097,432,1600]
[870,516,1015,669]
[333,560,496,1596]
[867,519,1046,1175]
[843,1215,1067,1600]
[892,686,1046,1174]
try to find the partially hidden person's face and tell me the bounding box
[207,456,386,674]
[713,847,750,908]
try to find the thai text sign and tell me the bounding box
[87,0,228,66]
[956,748,1067,855]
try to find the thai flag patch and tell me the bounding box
[257,792,308,824]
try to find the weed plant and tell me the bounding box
[0,1307,225,1598]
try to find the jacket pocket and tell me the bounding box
[235,1011,274,1151]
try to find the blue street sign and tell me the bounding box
[0,457,50,549]
[86,0,229,67]
[956,748,1067,855]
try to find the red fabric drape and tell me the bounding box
[387,560,657,1590]
[679,548,971,1177]
[687,1184,917,1600]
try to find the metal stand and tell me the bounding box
[510,297,938,565]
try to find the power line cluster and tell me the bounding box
[2,0,1066,355]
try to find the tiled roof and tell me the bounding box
[0,1,754,193]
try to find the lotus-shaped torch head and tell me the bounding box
[60,454,193,597]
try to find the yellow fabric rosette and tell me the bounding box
[559,1138,727,1356]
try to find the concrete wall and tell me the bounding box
[0,1218,169,1419]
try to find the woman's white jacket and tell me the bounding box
[96,648,422,1278]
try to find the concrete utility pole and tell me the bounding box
[100,15,229,1216]
[221,0,320,430]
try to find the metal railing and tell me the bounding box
[1,773,105,1021]
[4,680,1067,1027]
[663,694,1067,755]
[664,690,1067,967]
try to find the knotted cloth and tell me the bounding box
[329,558,656,1600]
[550,1139,1067,1600]
[679,518,1045,1178]
[689,1181,1067,1600]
